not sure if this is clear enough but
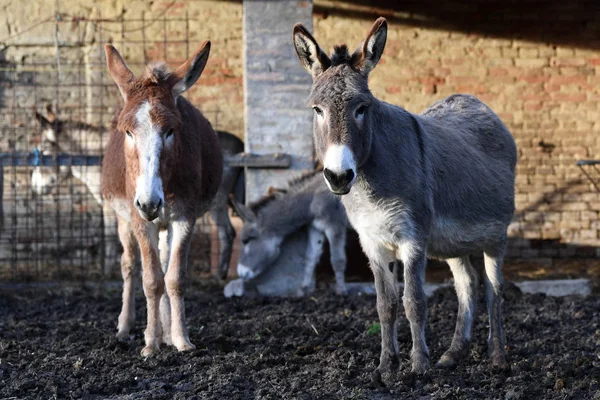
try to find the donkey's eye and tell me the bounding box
[355,105,367,118]
[126,130,133,139]
[313,106,323,117]
[165,129,174,139]
[241,237,251,245]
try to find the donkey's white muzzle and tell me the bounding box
[322,144,357,194]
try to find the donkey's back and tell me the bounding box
[412,94,517,258]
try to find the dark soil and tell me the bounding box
[1,281,599,400]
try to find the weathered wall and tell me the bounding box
[0,0,244,136]
[3,0,600,268]
[243,0,314,203]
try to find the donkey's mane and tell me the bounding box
[143,62,172,83]
[249,168,323,212]
[331,45,361,68]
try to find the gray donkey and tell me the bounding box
[293,18,517,379]
[229,170,349,295]
[31,107,244,279]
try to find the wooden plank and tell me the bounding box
[224,153,291,168]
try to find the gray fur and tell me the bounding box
[31,113,245,279]
[293,18,516,378]
[231,171,349,295]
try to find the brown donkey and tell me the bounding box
[102,42,223,356]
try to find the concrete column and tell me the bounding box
[243,0,314,204]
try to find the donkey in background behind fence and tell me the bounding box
[293,18,517,379]
[32,107,244,280]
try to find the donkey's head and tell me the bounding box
[293,18,387,194]
[104,41,211,221]
[31,106,70,195]
[229,195,284,280]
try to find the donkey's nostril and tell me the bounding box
[344,169,355,184]
[135,199,142,210]
[156,198,163,210]
[323,168,355,193]
[324,168,335,183]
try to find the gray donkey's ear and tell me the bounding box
[228,194,256,222]
[351,17,387,75]
[293,23,331,79]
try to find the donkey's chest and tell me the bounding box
[109,197,182,228]
[342,194,415,256]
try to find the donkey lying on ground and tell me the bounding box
[293,18,517,378]
[31,108,244,280]
[230,170,349,295]
[102,41,223,356]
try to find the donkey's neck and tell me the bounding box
[257,176,324,238]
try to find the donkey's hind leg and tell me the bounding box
[325,226,347,295]
[484,241,508,368]
[210,203,235,280]
[298,227,325,296]
[159,228,172,346]
[116,216,139,339]
[437,256,478,367]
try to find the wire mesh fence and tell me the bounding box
[0,9,226,282]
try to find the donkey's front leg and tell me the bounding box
[116,216,139,339]
[165,219,196,352]
[159,228,172,346]
[135,222,164,357]
[371,259,400,380]
[401,246,430,374]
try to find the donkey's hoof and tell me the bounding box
[162,334,173,346]
[411,353,430,374]
[490,351,508,370]
[116,330,131,341]
[173,337,196,352]
[140,344,160,357]
[436,348,467,368]
[335,285,348,296]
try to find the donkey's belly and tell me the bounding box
[427,216,507,259]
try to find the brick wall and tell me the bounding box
[3,0,600,263]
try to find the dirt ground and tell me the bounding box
[1,280,599,400]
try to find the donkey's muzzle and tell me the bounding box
[323,168,355,195]
[134,197,163,221]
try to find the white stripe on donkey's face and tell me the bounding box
[129,101,173,221]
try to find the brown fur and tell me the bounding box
[102,41,222,356]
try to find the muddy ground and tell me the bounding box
[1,280,599,400]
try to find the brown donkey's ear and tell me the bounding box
[45,104,56,123]
[293,23,331,79]
[172,40,211,97]
[352,17,387,75]
[34,111,51,128]
[104,44,135,100]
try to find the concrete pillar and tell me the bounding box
[243,0,314,204]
